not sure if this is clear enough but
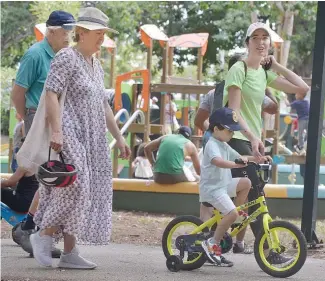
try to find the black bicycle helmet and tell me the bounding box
[37,147,77,187]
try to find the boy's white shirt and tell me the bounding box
[199,137,240,202]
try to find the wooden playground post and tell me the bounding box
[109,48,116,88]
[160,45,168,128]
[128,84,138,178]
[166,46,174,134]
[168,47,174,77]
[147,39,153,80]
[145,38,153,142]
[161,46,168,83]
[197,48,203,84]
[193,47,204,145]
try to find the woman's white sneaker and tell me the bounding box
[58,247,97,269]
[29,231,53,267]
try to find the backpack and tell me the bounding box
[212,61,268,113]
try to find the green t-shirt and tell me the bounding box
[15,38,55,109]
[154,134,189,174]
[223,62,278,141]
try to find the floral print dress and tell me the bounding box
[34,47,113,245]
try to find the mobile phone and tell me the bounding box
[262,59,272,71]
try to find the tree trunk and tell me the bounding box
[250,1,258,22]
[280,9,295,67]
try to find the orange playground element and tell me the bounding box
[114,70,150,112]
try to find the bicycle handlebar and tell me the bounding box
[234,159,271,184]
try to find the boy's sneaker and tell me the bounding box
[266,251,294,265]
[29,231,52,267]
[201,239,221,265]
[58,247,97,269]
[233,243,253,254]
[220,255,234,267]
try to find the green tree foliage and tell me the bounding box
[0,67,16,134]
[288,2,317,77]
[29,1,81,22]
[1,1,36,67]
[0,1,318,79]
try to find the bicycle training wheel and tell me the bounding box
[162,215,207,271]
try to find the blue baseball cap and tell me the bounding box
[209,107,242,131]
[46,11,75,30]
[178,126,192,139]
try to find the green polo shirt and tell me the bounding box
[15,38,55,109]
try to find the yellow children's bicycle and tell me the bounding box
[162,160,307,278]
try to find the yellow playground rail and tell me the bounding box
[1,144,9,152]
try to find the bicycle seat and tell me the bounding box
[1,202,27,226]
[202,202,214,208]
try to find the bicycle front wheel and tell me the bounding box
[254,220,307,278]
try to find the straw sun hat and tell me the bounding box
[67,7,118,34]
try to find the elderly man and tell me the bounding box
[11,10,75,257]
[11,10,75,134]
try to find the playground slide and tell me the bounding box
[110,110,145,149]
[114,108,130,122]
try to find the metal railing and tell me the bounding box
[114,108,130,121]
[110,109,145,149]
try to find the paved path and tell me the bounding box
[1,239,324,281]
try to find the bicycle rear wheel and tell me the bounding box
[162,215,207,271]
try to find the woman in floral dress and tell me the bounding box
[30,7,130,269]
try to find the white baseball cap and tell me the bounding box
[246,22,271,38]
[152,97,158,102]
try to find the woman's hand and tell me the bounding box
[116,137,131,160]
[50,131,63,152]
[261,55,279,71]
[251,137,265,160]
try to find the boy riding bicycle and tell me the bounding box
[200,107,269,265]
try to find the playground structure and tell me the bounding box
[3,4,325,247]
[3,22,325,184]
[4,22,325,184]
[111,23,325,183]
[112,25,215,177]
